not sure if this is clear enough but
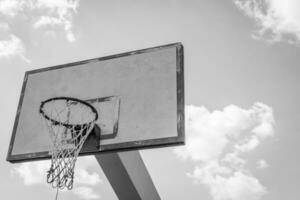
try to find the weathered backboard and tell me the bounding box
[7,43,184,163]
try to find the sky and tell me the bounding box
[1,0,300,199]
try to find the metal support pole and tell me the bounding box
[95,151,161,200]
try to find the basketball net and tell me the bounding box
[39,97,98,191]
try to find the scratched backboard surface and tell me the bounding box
[7,43,184,163]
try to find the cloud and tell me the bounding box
[222,153,246,170]
[12,156,101,198]
[0,0,24,17]
[0,34,30,62]
[189,166,266,200]
[76,168,102,186]
[13,160,49,185]
[234,135,260,152]
[174,103,275,200]
[257,159,269,169]
[33,0,79,42]
[234,0,300,44]
[34,16,62,27]
[0,0,79,62]
[209,172,267,200]
[0,0,79,42]
[174,103,274,162]
[73,186,101,199]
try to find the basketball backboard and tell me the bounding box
[7,43,184,163]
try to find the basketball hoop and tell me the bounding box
[39,97,98,190]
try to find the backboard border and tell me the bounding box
[6,42,184,163]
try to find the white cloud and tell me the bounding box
[35,0,78,11]
[12,156,101,198]
[73,186,101,199]
[187,161,232,183]
[13,161,49,185]
[252,122,274,139]
[174,103,275,200]
[0,0,24,17]
[0,0,79,42]
[66,30,75,42]
[234,0,300,44]
[234,135,260,152]
[33,0,79,42]
[0,34,30,62]
[222,153,246,169]
[175,105,247,162]
[0,35,23,57]
[189,167,266,200]
[76,168,102,186]
[209,172,267,200]
[0,0,79,63]
[257,159,269,169]
[174,103,274,162]
[34,16,63,27]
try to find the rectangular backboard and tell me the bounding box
[7,43,184,163]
